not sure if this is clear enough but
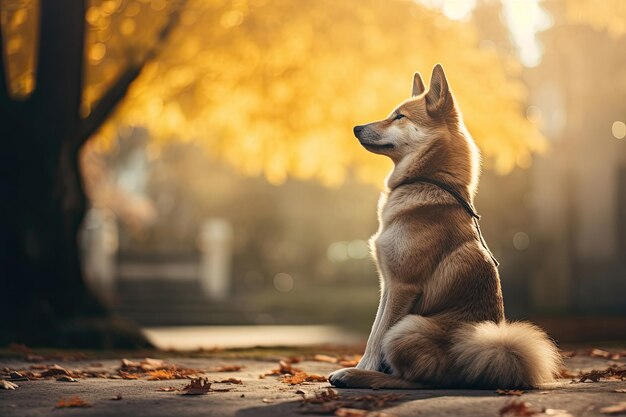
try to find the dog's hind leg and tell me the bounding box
[382,315,451,386]
[328,367,430,389]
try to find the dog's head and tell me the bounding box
[353,64,458,162]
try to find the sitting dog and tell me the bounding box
[329,64,561,389]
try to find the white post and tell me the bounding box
[198,218,233,301]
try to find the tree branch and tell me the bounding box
[0,24,8,104]
[76,0,186,146]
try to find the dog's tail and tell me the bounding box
[450,321,562,388]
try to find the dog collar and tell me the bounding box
[396,176,500,267]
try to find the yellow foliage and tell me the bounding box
[88,0,547,184]
[564,0,626,38]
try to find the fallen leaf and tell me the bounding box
[335,408,368,417]
[615,389,626,393]
[210,365,244,372]
[181,377,212,395]
[499,400,573,417]
[578,365,626,383]
[497,389,525,396]
[41,364,70,377]
[264,360,302,377]
[601,402,626,415]
[283,372,328,385]
[56,396,91,408]
[157,386,179,392]
[118,371,139,380]
[559,368,579,379]
[120,358,165,372]
[590,348,611,358]
[338,355,363,368]
[538,409,574,417]
[147,370,178,381]
[217,378,242,384]
[110,394,123,401]
[313,354,338,364]
[262,398,273,403]
[499,400,536,416]
[8,371,27,381]
[1,380,18,390]
[56,376,77,382]
[299,389,404,415]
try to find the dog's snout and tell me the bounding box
[353,125,365,137]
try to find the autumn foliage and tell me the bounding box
[87,0,546,187]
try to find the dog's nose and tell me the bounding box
[353,125,365,137]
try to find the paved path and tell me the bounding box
[1,349,625,417]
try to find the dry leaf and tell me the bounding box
[497,389,525,396]
[339,355,363,368]
[56,376,77,382]
[499,400,536,416]
[262,398,273,403]
[578,365,626,383]
[538,409,573,417]
[335,408,368,417]
[313,354,338,364]
[590,349,611,358]
[181,377,211,395]
[210,365,243,372]
[218,378,242,384]
[8,371,27,381]
[56,396,91,408]
[157,386,179,392]
[110,394,123,401]
[615,389,626,393]
[559,368,579,379]
[283,372,328,385]
[1,380,18,390]
[601,402,626,415]
[264,360,302,377]
[147,370,178,380]
[118,371,140,380]
[41,364,70,377]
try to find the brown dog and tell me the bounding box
[328,64,561,389]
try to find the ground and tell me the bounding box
[1,346,625,417]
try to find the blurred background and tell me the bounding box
[2,0,625,348]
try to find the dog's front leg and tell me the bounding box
[357,283,417,371]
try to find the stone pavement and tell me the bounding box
[0,348,625,417]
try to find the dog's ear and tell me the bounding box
[411,72,426,97]
[426,64,454,116]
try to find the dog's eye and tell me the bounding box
[394,113,405,120]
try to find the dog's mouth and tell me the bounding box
[360,141,395,150]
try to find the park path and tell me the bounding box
[1,347,625,417]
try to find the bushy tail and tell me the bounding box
[449,321,562,388]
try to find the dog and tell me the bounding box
[328,64,561,389]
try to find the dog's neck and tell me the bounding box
[385,131,479,203]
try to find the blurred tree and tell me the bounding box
[94,0,547,185]
[0,0,182,347]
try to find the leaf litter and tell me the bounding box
[297,387,405,415]
[499,400,573,417]
[56,396,91,408]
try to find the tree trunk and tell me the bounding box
[0,0,150,348]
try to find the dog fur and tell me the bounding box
[328,64,561,390]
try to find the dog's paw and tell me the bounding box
[328,367,357,388]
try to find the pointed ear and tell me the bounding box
[425,64,453,116]
[411,72,426,97]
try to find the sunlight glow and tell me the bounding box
[612,121,626,139]
[501,0,553,67]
